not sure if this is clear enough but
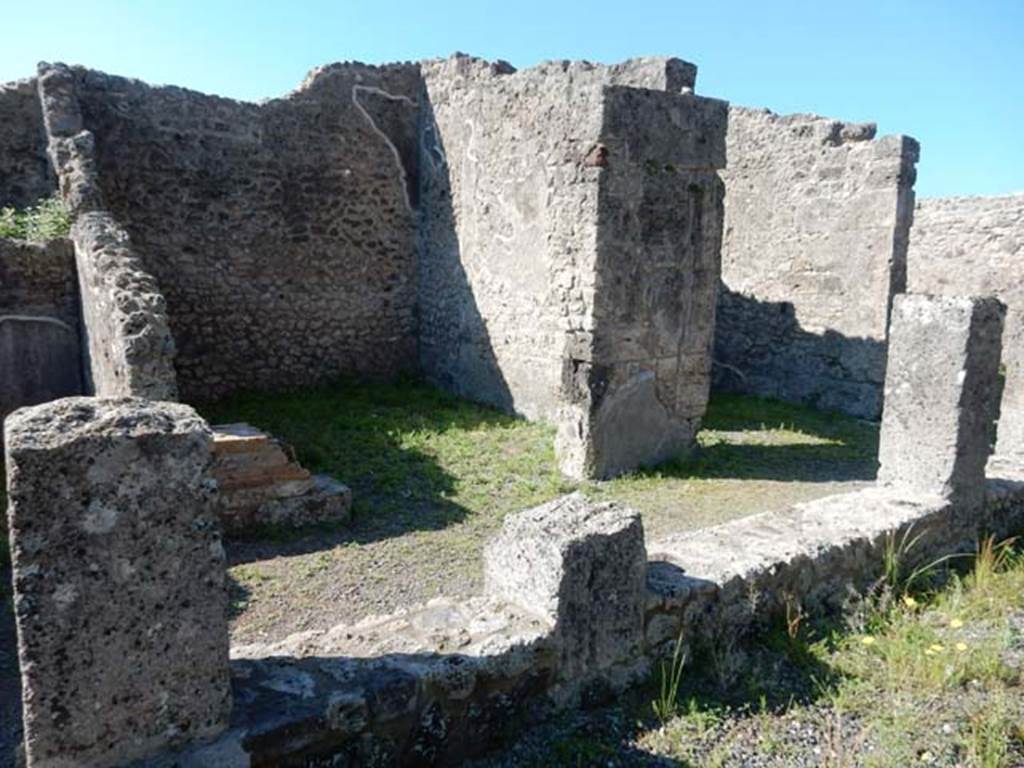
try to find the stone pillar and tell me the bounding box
[419,57,725,481]
[995,308,1024,466]
[554,88,727,480]
[483,493,646,696]
[5,397,230,768]
[878,294,1005,510]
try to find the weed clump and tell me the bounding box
[0,195,70,241]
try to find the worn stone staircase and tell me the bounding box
[210,423,352,534]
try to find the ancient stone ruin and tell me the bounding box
[1,51,1022,766]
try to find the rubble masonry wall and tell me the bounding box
[0,77,53,208]
[70,62,422,402]
[37,63,179,400]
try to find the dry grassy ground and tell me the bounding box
[201,379,878,644]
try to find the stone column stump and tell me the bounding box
[878,293,1005,510]
[4,397,230,768]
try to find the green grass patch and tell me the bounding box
[499,536,1024,766]
[202,381,877,546]
[201,376,573,541]
[642,538,1024,766]
[0,195,70,241]
[201,379,880,641]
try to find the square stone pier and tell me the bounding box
[878,293,1005,511]
[5,397,231,767]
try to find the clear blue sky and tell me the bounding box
[3,0,1021,198]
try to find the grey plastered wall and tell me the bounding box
[559,87,726,478]
[419,55,725,478]
[715,107,919,419]
[908,193,1024,462]
[418,57,608,421]
[0,77,54,208]
[68,62,421,402]
[0,237,83,420]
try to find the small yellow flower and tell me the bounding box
[929,643,945,653]
[920,750,934,763]
[955,642,968,652]
[950,618,964,629]
[861,635,876,646]
[902,595,919,609]
[924,648,936,656]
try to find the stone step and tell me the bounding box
[209,423,352,533]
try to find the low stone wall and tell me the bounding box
[715,107,919,419]
[69,212,179,399]
[0,77,53,208]
[908,193,1024,464]
[8,294,1021,766]
[146,471,1024,767]
[37,63,178,400]
[0,237,83,420]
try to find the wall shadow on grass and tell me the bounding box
[199,376,544,570]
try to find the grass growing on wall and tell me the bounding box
[0,195,70,241]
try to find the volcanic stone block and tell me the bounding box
[878,294,1005,510]
[483,494,646,688]
[4,397,231,768]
